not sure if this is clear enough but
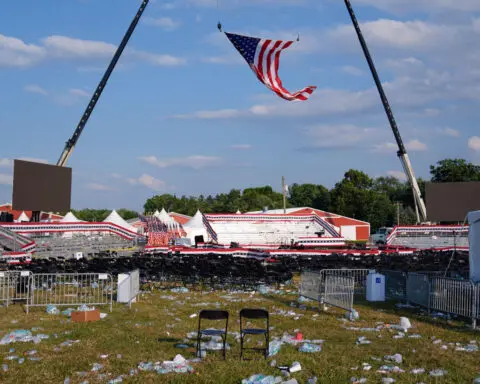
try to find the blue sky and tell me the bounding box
[1,0,479,211]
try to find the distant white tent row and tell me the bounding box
[61,212,82,223]
[103,210,137,233]
[16,211,29,222]
[153,208,181,229]
[183,210,208,243]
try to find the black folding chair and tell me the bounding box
[196,310,229,359]
[239,308,269,360]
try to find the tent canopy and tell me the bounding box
[104,210,137,232]
[184,210,204,229]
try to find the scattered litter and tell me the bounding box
[429,369,447,377]
[377,365,405,374]
[381,378,395,383]
[91,363,104,372]
[299,343,321,353]
[351,378,367,383]
[307,376,317,384]
[171,287,189,293]
[46,305,60,315]
[241,374,283,384]
[189,314,197,318]
[0,330,49,345]
[399,317,411,329]
[356,336,371,345]
[289,362,301,373]
[408,334,421,339]
[346,309,360,321]
[268,340,282,357]
[410,368,425,374]
[384,354,402,364]
[138,354,195,375]
[455,344,478,352]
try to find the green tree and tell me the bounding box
[330,170,396,231]
[116,209,138,220]
[288,183,330,211]
[430,159,480,182]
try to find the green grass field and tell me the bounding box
[0,284,479,383]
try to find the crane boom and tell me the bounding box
[343,0,427,223]
[56,0,150,167]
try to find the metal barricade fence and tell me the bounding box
[0,271,32,307]
[26,273,113,313]
[430,277,476,326]
[474,283,480,328]
[299,271,322,302]
[383,270,407,301]
[324,275,355,313]
[319,269,373,298]
[406,273,430,309]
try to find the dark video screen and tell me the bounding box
[425,182,480,222]
[12,159,72,212]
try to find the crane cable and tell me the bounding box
[217,0,222,32]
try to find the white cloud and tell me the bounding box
[0,34,46,68]
[0,34,185,68]
[138,174,167,192]
[127,174,168,192]
[69,88,90,97]
[143,17,181,31]
[24,84,48,96]
[439,127,461,137]
[86,182,116,191]
[231,144,252,150]
[341,66,364,76]
[373,142,398,153]
[139,155,221,169]
[0,158,12,167]
[111,173,122,179]
[468,136,480,151]
[387,170,407,181]
[355,0,480,13]
[42,35,115,59]
[303,124,377,149]
[406,139,427,151]
[0,174,13,186]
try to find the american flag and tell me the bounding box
[225,32,316,101]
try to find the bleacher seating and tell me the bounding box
[387,225,469,249]
[207,215,337,246]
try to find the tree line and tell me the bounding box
[73,159,480,231]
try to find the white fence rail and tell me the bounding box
[319,269,372,298]
[117,269,140,308]
[0,270,32,307]
[299,271,322,302]
[26,273,113,313]
[300,269,370,311]
[324,275,355,312]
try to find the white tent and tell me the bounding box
[156,208,178,228]
[103,210,137,233]
[17,211,29,222]
[183,210,208,244]
[468,210,480,283]
[61,212,82,222]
